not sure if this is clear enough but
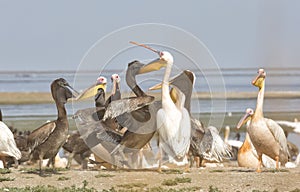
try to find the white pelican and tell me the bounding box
[75,76,107,101]
[237,109,276,169]
[0,121,22,168]
[238,69,289,172]
[276,118,300,134]
[129,41,191,172]
[149,70,231,167]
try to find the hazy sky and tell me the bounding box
[1,1,299,71]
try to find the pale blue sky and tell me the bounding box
[0,0,299,71]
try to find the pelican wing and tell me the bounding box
[73,107,106,123]
[103,96,154,121]
[116,101,160,134]
[265,118,289,155]
[157,108,191,159]
[27,121,56,152]
[200,126,232,162]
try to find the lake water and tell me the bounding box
[0,68,299,116]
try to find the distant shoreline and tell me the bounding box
[0,91,299,104]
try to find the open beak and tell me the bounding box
[237,113,251,129]
[75,83,106,100]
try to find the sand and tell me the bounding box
[0,91,300,104]
[0,163,299,192]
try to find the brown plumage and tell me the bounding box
[63,131,91,169]
[27,78,78,173]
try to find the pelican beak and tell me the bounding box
[75,83,106,100]
[237,112,251,129]
[148,72,179,90]
[252,70,265,86]
[138,58,167,74]
[148,81,164,90]
[65,84,80,98]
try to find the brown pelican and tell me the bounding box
[149,70,232,167]
[0,116,21,168]
[129,42,191,171]
[237,69,289,172]
[27,78,78,174]
[237,108,276,168]
[108,61,159,168]
[74,72,154,168]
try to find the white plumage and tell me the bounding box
[0,121,21,160]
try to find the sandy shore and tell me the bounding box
[0,91,300,104]
[0,163,299,192]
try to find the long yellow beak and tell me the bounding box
[138,58,167,74]
[75,84,106,100]
[237,113,251,129]
[148,82,164,91]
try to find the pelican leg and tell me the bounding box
[66,151,76,169]
[195,156,200,168]
[256,154,262,173]
[184,154,190,173]
[38,154,43,175]
[157,146,162,173]
[13,157,19,169]
[275,156,279,170]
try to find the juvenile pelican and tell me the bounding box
[27,78,78,174]
[238,69,289,172]
[108,61,159,168]
[130,42,191,171]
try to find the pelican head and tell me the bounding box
[95,76,107,93]
[130,41,173,74]
[111,73,121,95]
[96,76,107,85]
[75,76,107,100]
[252,68,266,88]
[51,78,78,104]
[237,108,254,129]
[111,74,121,83]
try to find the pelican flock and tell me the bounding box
[0,42,299,179]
